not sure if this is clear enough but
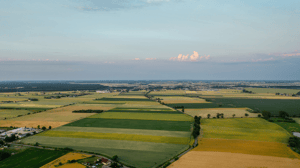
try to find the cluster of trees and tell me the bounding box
[242,89,254,94]
[192,116,201,138]
[4,134,17,142]
[289,137,300,148]
[216,113,224,118]
[72,110,103,113]
[110,155,123,168]
[28,98,38,101]
[0,151,11,161]
[174,106,184,112]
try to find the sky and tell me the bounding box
[0,0,300,80]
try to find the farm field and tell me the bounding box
[53,126,191,137]
[22,137,189,168]
[185,108,259,118]
[19,91,193,168]
[35,130,191,144]
[154,96,210,104]
[0,109,32,120]
[0,148,68,168]
[271,118,300,133]
[195,138,298,158]
[294,118,300,124]
[64,118,192,131]
[0,104,110,128]
[244,88,300,94]
[201,118,291,143]
[41,152,91,168]
[168,151,300,168]
[88,112,193,121]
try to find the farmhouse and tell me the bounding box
[96,90,111,93]
[292,132,300,138]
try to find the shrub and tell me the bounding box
[0,151,11,161]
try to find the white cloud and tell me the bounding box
[170,51,210,62]
[133,58,140,60]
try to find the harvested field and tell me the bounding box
[195,138,299,158]
[41,152,91,168]
[65,118,192,132]
[0,120,68,128]
[201,118,291,143]
[88,112,193,121]
[36,130,192,144]
[294,118,300,124]
[185,108,259,118]
[168,151,300,168]
[54,126,191,137]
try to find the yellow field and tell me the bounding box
[155,96,210,104]
[169,151,300,168]
[0,105,114,128]
[185,108,259,118]
[41,152,91,168]
[37,131,192,144]
[195,138,300,158]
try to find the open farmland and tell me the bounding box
[88,112,193,121]
[0,148,68,168]
[185,108,259,118]
[20,91,193,168]
[0,104,111,128]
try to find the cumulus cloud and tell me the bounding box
[169,51,210,62]
[145,58,157,60]
[133,58,140,60]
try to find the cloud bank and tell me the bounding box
[169,51,210,62]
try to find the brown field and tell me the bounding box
[185,108,259,118]
[0,105,114,128]
[41,152,91,168]
[169,151,300,168]
[194,138,300,158]
[0,120,68,128]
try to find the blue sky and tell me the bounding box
[0,0,299,80]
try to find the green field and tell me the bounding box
[169,98,300,116]
[211,98,300,115]
[22,137,188,168]
[0,109,32,120]
[0,148,68,168]
[88,112,193,121]
[201,118,291,143]
[271,118,300,133]
[65,118,192,131]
